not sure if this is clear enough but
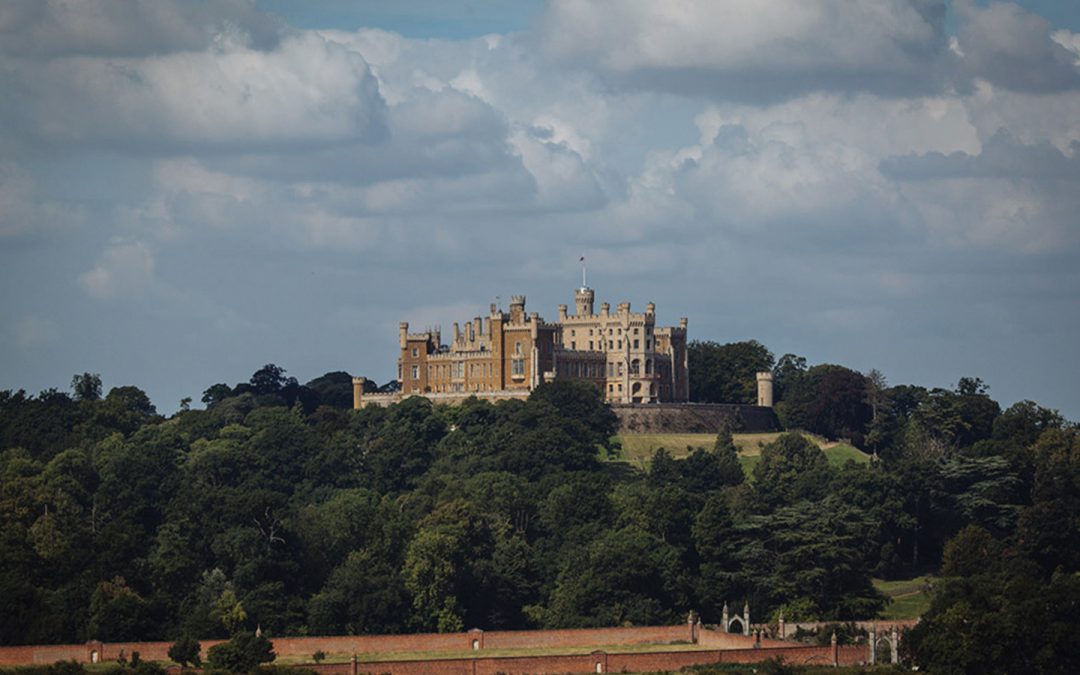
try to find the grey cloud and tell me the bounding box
[0,0,284,57]
[538,0,955,102]
[881,131,1080,180]
[956,0,1080,93]
[0,32,387,153]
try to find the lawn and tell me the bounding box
[612,432,871,475]
[873,576,934,620]
[272,640,712,665]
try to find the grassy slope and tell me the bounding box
[872,576,934,620]
[613,432,870,476]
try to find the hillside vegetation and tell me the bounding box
[2,357,1079,674]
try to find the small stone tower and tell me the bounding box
[575,287,595,317]
[756,371,774,407]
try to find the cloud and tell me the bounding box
[79,240,156,300]
[0,32,386,151]
[881,130,1080,180]
[15,316,58,349]
[0,0,283,57]
[955,0,1080,93]
[538,0,953,101]
[0,161,85,238]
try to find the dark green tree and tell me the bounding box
[751,433,832,510]
[206,632,275,672]
[688,340,774,404]
[167,635,201,667]
[71,373,103,402]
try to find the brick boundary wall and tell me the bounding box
[611,403,779,434]
[0,625,872,673]
[0,626,691,667]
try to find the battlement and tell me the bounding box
[380,285,691,408]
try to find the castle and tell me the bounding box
[352,287,689,408]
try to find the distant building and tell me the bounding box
[353,286,689,408]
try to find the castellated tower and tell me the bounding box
[575,287,595,317]
[756,371,774,407]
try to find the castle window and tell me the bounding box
[609,340,613,349]
[634,328,639,335]
[634,339,639,349]
[411,365,419,380]
[618,363,624,376]
[512,358,525,376]
[571,329,576,336]
[618,340,622,349]
[589,340,593,350]
[411,347,418,357]
[515,341,522,355]
[571,341,576,349]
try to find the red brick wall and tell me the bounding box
[0,625,693,667]
[0,626,868,673]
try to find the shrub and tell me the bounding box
[168,635,202,668]
[206,633,275,673]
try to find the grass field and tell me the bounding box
[873,576,934,620]
[612,432,870,475]
[272,640,711,665]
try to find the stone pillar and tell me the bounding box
[869,624,876,665]
[352,377,366,410]
[831,632,838,667]
[688,610,697,644]
[722,603,729,632]
[743,602,751,636]
[351,654,358,675]
[778,612,786,640]
[891,626,900,664]
[756,371,774,407]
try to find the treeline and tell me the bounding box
[2,354,1078,673]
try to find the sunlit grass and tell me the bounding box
[873,576,933,620]
[612,432,871,474]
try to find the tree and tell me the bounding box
[201,384,232,407]
[304,372,356,409]
[206,632,275,672]
[249,364,295,397]
[751,433,832,510]
[710,424,745,486]
[688,340,774,404]
[71,373,103,402]
[168,635,201,668]
[772,353,807,402]
[774,364,871,443]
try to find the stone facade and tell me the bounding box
[354,287,688,408]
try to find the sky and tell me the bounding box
[1,0,1079,421]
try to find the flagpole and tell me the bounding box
[581,256,586,289]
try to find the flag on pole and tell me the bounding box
[580,256,585,261]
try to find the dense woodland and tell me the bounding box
[2,344,1079,673]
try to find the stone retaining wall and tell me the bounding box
[612,403,779,434]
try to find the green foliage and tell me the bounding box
[168,635,202,667]
[774,364,871,443]
[751,433,832,510]
[3,358,1078,675]
[688,340,774,404]
[206,632,275,672]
